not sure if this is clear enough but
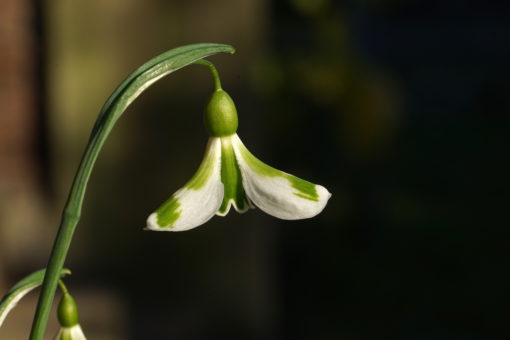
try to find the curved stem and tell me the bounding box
[29,43,234,340]
[194,59,222,91]
[57,280,68,295]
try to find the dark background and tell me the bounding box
[0,0,508,339]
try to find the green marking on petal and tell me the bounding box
[61,329,72,340]
[285,175,319,201]
[185,140,218,190]
[156,196,182,228]
[219,137,247,214]
[237,139,319,202]
[238,142,280,177]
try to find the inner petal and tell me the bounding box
[217,135,251,216]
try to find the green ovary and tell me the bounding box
[238,142,319,202]
[219,137,247,214]
[204,90,239,137]
[156,196,182,228]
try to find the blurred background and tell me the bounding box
[1,0,509,339]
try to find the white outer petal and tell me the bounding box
[70,325,87,340]
[146,138,224,231]
[55,324,87,340]
[232,135,331,220]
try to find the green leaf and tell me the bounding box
[0,269,71,328]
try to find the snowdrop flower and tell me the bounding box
[54,293,86,340]
[146,87,331,231]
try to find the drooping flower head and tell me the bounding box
[54,292,86,340]
[146,65,331,231]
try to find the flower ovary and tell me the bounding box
[204,90,238,137]
[57,293,79,327]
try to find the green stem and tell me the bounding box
[57,280,68,295]
[194,59,222,91]
[29,43,234,340]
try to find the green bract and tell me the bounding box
[0,269,70,329]
[146,87,331,232]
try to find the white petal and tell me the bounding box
[55,325,86,340]
[232,134,331,220]
[70,325,87,339]
[146,138,224,231]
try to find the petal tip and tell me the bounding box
[145,212,164,231]
[310,184,332,217]
[318,184,332,200]
[145,212,185,232]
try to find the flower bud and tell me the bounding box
[204,89,238,137]
[57,293,79,327]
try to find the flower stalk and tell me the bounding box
[194,59,222,91]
